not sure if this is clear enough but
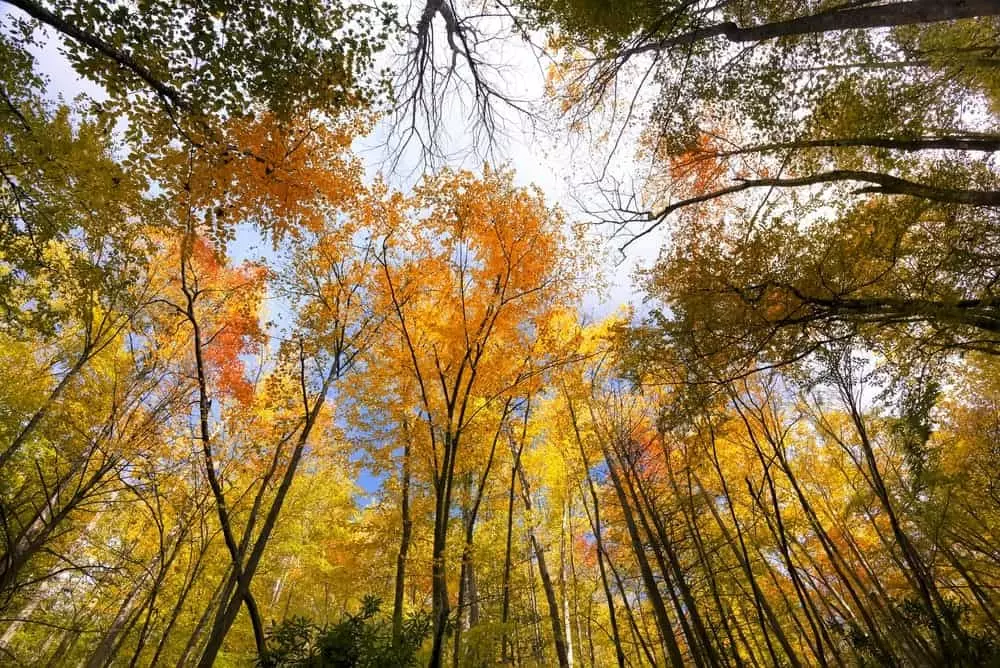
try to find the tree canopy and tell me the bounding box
[2,1,1000,667]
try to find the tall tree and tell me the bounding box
[373,167,582,667]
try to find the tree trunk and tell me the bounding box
[84,574,146,668]
[500,454,518,664]
[605,554,659,667]
[502,401,531,664]
[183,262,267,658]
[565,391,626,668]
[177,573,227,668]
[647,0,1000,52]
[836,373,957,660]
[598,433,685,668]
[516,443,570,668]
[698,426,800,668]
[196,350,340,666]
[148,531,212,668]
[529,530,570,668]
[392,420,413,647]
[623,447,720,668]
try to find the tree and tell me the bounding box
[635,189,1000,381]
[6,2,1000,666]
[530,0,1000,251]
[2,0,391,144]
[373,167,583,666]
[147,115,387,664]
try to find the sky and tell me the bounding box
[8,4,665,323]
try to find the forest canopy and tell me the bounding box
[1,1,1000,667]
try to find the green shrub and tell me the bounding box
[258,596,431,667]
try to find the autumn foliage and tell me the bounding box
[3,2,1000,668]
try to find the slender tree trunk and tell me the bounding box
[845,395,955,658]
[453,479,472,668]
[148,531,212,668]
[500,456,518,664]
[526,531,543,661]
[502,400,531,663]
[197,348,340,666]
[598,434,685,668]
[616,455,703,666]
[429,434,457,668]
[558,499,575,668]
[699,427,799,668]
[578,481,625,668]
[48,626,80,667]
[177,573,227,668]
[565,391,626,668]
[392,420,413,647]
[733,408,836,667]
[764,453,903,664]
[182,252,267,658]
[605,553,659,667]
[126,521,191,668]
[565,500,584,668]
[672,461,746,667]
[84,573,147,668]
[624,449,720,668]
[518,455,570,668]
[751,468,835,667]
[939,542,1000,633]
[452,405,506,668]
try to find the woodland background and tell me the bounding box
[1,1,1000,666]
